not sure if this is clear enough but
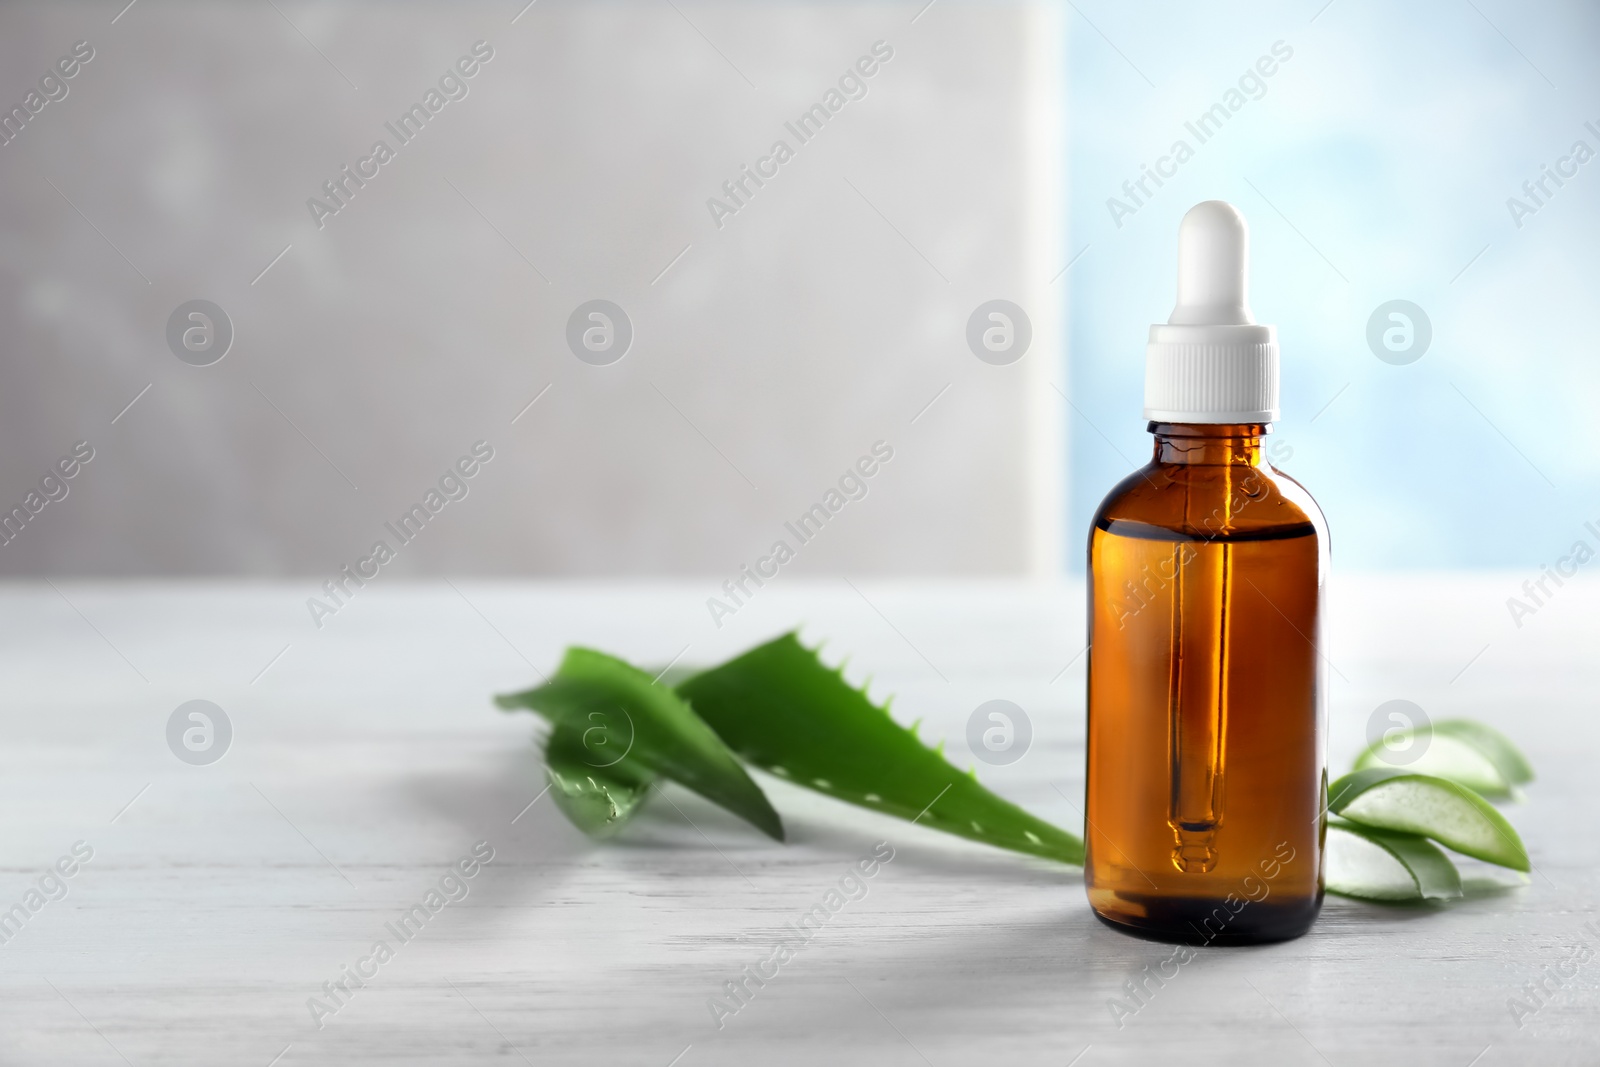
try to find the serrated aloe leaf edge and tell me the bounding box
[543,721,656,838]
[677,632,1084,866]
[493,632,1534,895]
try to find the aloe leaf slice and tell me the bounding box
[1352,719,1534,799]
[674,632,1084,865]
[1325,818,1462,901]
[543,722,656,837]
[497,648,783,840]
[1329,768,1529,871]
[1430,720,1534,784]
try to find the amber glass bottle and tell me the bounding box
[1086,423,1326,943]
[1084,201,1326,944]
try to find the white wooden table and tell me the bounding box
[0,576,1594,1065]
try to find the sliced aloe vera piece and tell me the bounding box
[543,722,656,837]
[1325,819,1462,901]
[497,648,783,840]
[675,632,1084,865]
[1352,719,1534,798]
[1431,720,1534,783]
[1329,768,1529,871]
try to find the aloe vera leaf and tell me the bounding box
[1351,719,1534,798]
[1328,768,1529,871]
[497,647,783,840]
[1432,720,1535,784]
[647,663,702,690]
[674,632,1084,865]
[543,722,656,837]
[1325,819,1462,901]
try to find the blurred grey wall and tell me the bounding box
[0,0,1065,577]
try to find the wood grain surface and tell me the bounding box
[0,575,1593,1065]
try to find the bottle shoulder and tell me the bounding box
[1090,460,1328,545]
[1268,465,1331,540]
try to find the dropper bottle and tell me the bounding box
[1084,200,1327,944]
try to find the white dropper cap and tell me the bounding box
[1144,201,1279,424]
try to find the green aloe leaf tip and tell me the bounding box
[497,647,783,841]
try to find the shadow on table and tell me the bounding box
[390,742,591,907]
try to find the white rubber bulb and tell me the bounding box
[1169,200,1253,326]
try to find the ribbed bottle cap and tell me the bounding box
[1144,201,1279,424]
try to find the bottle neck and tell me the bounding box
[1148,422,1270,467]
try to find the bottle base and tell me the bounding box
[1089,891,1321,946]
